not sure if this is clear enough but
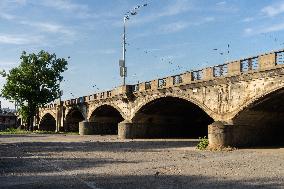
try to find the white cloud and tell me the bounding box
[131,16,215,39]
[159,21,189,34]
[0,61,18,71]
[244,22,284,35]
[242,17,255,23]
[0,34,44,45]
[41,0,88,12]
[216,1,227,6]
[203,16,215,22]
[39,0,98,19]
[97,49,117,55]
[214,1,238,13]
[0,12,15,20]
[261,2,284,17]
[157,0,191,17]
[244,28,253,34]
[20,21,75,36]
[0,61,17,66]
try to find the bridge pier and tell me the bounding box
[118,120,134,139]
[208,121,282,148]
[79,121,93,135]
[118,121,149,139]
[208,121,233,148]
[78,120,119,135]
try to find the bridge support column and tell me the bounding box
[79,121,94,135]
[118,120,135,139]
[208,121,234,148]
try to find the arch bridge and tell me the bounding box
[38,49,284,147]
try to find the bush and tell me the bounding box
[197,136,209,150]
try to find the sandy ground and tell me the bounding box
[0,134,283,189]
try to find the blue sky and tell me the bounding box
[1,0,284,108]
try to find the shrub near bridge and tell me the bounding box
[196,136,209,150]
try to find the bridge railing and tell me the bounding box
[276,50,284,65]
[240,56,259,72]
[192,70,203,81]
[131,49,284,93]
[173,74,183,85]
[158,78,167,88]
[47,48,284,106]
[213,63,228,77]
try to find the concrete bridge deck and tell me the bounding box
[38,49,284,147]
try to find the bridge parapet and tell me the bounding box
[131,49,284,92]
[41,49,284,109]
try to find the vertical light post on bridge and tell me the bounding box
[119,3,148,86]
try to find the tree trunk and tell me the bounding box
[26,115,34,131]
[29,116,34,131]
[27,103,36,131]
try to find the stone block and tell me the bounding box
[181,72,192,84]
[203,67,213,80]
[259,53,276,70]
[228,61,241,75]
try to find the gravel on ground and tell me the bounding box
[0,134,283,189]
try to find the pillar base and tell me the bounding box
[79,121,94,135]
[118,120,135,139]
[208,121,233,148]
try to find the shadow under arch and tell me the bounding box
[232,87,284,146]
[39,113,56,131]
[131,94,215,121]
[131,96,214,139]
[64,107,85,132]
[89,104,124,135]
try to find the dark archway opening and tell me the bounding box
[39,113,56,131]
[233,88,284,146]
[132,97,214,138]
[64,109,84,132]
[90,105,124,135]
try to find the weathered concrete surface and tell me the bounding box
[1,134,284,189]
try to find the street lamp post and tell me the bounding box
[119,3,148,86]
[122,16,127,86]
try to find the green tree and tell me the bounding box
[0,50,68,130]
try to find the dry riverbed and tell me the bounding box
[0,134,283,189]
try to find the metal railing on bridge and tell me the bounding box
[240,56,259,72]
[213,64,228,77]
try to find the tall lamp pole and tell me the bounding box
[119,3,148,86]
[122,16,127,86]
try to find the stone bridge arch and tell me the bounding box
[39,109,57,124]
[130,92,217,121]
[87,102,127,121]
[64,106,86,132]
[39,113,56,131]
[231,84,284,119]
[228,85,284,146]
[123,93,214,139]
[88,103,125,135]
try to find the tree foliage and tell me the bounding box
[0,50,68,130]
